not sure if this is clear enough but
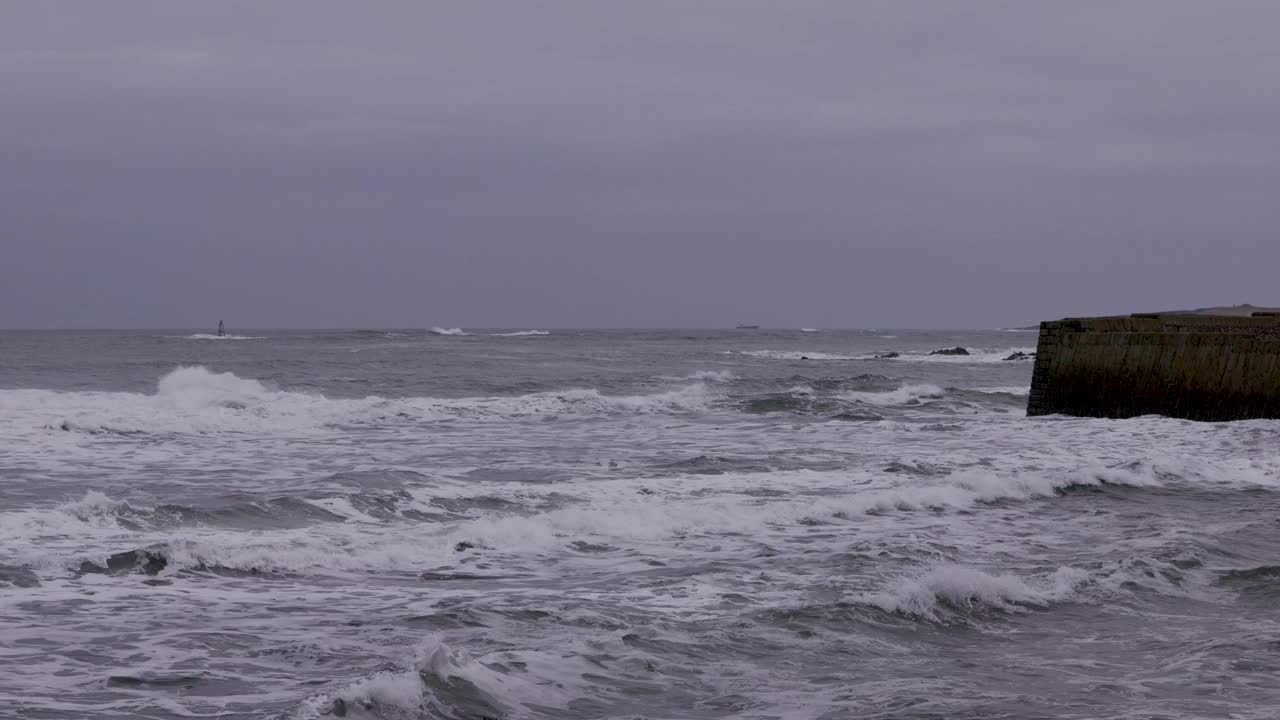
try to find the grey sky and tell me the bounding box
[2,1,1278,329]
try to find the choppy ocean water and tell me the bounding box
[2,328,1279,720]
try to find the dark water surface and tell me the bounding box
[2,328,1279,719]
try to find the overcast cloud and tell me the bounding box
[2,1,1278,328]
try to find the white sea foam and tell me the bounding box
[181,334,263,340]
[800,328,821,332]
[9,331,1280,720]
[3,463,1167,576]
[151,465,1162,573]
[842,384,945,406]
[428,327,468,335]
[973,386,1032,396]
[491,330,550,337]
[657,370,737,382]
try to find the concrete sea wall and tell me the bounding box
[1027,314,1280,421]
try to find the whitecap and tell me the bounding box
[862,565,1090,619]
[657,370,737,382]
[842,384,945,407]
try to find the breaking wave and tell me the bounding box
[861,565,1090,620]
[491,330,550,337]
[2,366,716,436]
[16,463,1169,578]
[181,334,263,340]
[841,384,945,407]
[289,637,577,720]
[428,327,468,336]
[657,370,737,382]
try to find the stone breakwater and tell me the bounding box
[1027,312,1280,421]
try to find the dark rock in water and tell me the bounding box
[108,547,168,575]
[1003,351,1036,361]
[0,565,40,588]
[80,546,169,576]
[331,698,348,717]
[929,347,970,356]
[874,352,900,359]
[800,356,809,360]
[454,541,476,552]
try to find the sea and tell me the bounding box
[2,328,1279,720]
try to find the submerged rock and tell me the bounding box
[929,347,970,356]
[874,352,901,359]
[0,565,40,588]
[1003,351,1036,361]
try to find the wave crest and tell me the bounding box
[863,565,1090,620]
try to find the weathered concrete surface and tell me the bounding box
[1027,313,1280,421]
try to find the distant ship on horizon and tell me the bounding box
[735,325,760,330]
